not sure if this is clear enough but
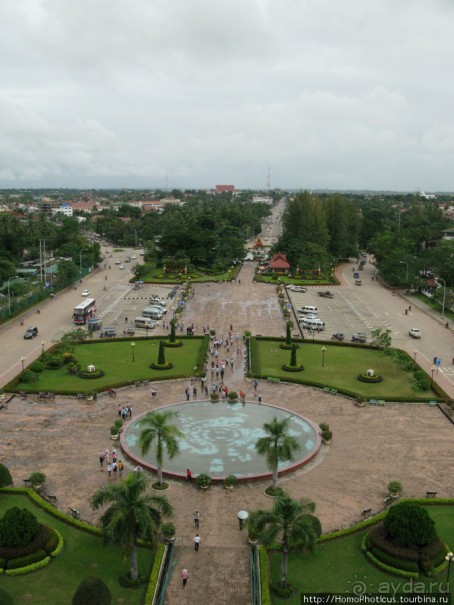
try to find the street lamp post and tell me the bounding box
[413,349,418,362]
[445,551,453,593]
[79,249,88,276]
[20,356,26,371]
[437,277,446,318]
[41,340,46,355]
[6,276,14,315]
[399,261,409,284]
[130,342,135,362]
[430,364,436,386]
[321,346,327,367]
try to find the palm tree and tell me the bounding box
[255,416,300,491]
[90,472,173,580]
[247,493,321,590]
[139,411,183,485]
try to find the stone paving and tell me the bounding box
[1,262,453,604]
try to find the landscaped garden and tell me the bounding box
[268,503,454,605]
[251,338,440,401]
[0,491,154,604]
[8,336,208,394]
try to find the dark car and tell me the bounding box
[317,291,334,298]
[24,326,38,339]
[331,332,345,341]
[351,332,367,343]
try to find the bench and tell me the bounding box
[361,508,372,518]
[20,391,27,399]
[46,495,58,506]
[377,400,385,406]
[23,478,31,486]
[383,497,394,507]
[69,508,80,520]
[428,401,438,406]
[267,377,281,384]
[426,491,437,498]
[323,387,330,393]
[330,389,337,395]
[369,399,378,405]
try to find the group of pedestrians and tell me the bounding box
[99,448,124,479]
[117,402,133,420]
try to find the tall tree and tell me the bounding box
[247,493,321,589]
[255,416,300,490]
[90,473,173,580]
[139,411,183,485]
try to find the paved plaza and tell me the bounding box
[1,262,453,604]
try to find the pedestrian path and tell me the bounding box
[164,545,252,605]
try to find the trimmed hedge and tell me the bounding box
[367,523,420,561]
[365,549,419,579]
[144,543,166,605]
[4,555,51,576]
[50,529,64,558]
[259,545,271,605]
[369,546,420,573]
[6,548,48,569]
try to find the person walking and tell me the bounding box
[182,568,189,588]
[99,451,105,470]
[194,510,200,529]
[193,534,201,551]
[107,463,112,478]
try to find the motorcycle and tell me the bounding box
[331,332,345,341]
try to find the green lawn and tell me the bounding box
[16,337,206,394]
[269,505,454,604]
[141,266,239,283]
[0,493,153,605]
[254,340,436,400]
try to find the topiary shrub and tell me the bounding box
[384,502,437,548]
[0,508,39,548]
[72,576,112,605]
[6,549,47,569]
[0,464,13,488]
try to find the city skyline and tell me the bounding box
[1,1,453,192]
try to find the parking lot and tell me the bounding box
[287,286,388,342]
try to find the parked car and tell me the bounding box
[292,286,307,292]
[355,279,362,286]
[119,264,125,270]
[298,313,319,321]
[351,332,367,343]
[115,259,121,264]
[409,328,422,339]
[24,326,39,339]
[317,291,334,298]
[81,289,90,297]
[331,332,345,341]
[100,327,117,338]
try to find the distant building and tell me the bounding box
[419,191,436,200]
[215,185,235,193]
[252,195,273,204]
[53,203,73,217]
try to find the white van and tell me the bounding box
[299,305,318,314]
[303,318,325,331]
[142,307,163,320]
[134,317,158,329]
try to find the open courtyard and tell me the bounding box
[1,263,453,604]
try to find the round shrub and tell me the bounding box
[0,464,13,488]
[118,572,147,588]
[72,576,112,605]
[0,508,39,548]
[29,361,44,373]
[45,354,66,369]
[19,371,37,384]
[384,502,437,548]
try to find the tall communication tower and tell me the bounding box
[266,166,271,192]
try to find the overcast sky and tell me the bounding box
[1,0,453,191]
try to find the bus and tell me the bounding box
[73,298,97,325]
